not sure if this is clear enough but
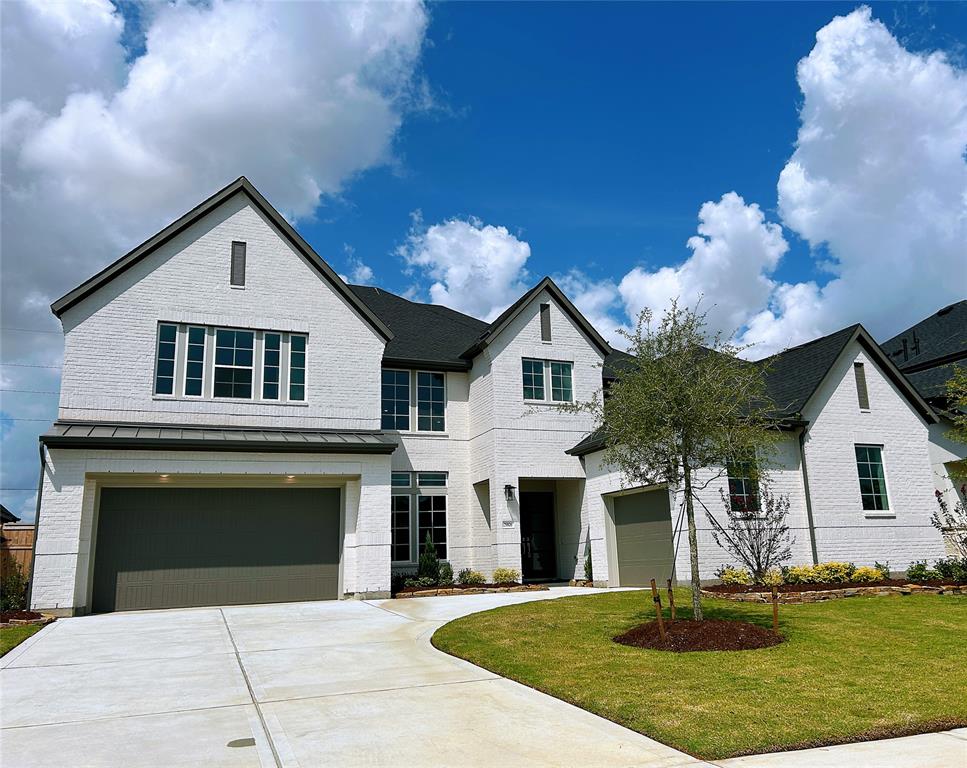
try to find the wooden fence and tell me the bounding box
[1,524,36,580]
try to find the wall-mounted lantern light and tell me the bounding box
[504,484,516,501]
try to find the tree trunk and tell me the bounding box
[682,458,703,621]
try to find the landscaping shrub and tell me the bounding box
[783,564,816,584]
[933,557,967,582]
[812,561,856,583]
[874,560,891,579]
[761,568,784,586]
[417,533,440,582]
[457,568,485,585]
[0,561,29,612]
[492,567,520,584]
[584,549,593,581]
[716,566,753,585]
[391,570,415,593]
[906,560,939,582]
[404,576,437,589]
[851,566,883,582]
[438,561,454,586]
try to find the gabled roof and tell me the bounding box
[50,177,393,342]
[567,322,938,457]
[348,285,489,371]
[460,276,612,360]
[881,300,967,373]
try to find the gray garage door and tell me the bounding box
[613,490,676,587]
[92,487,340,613]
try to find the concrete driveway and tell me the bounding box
[0,587,703,768]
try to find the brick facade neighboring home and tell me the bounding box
[28,177,962,614]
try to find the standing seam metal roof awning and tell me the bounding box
[40,422,398,454]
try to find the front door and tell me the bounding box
[520,491,557,582]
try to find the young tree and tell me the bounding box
[567,303,778,620]
[706,481,794,583]
[932,366,967,556]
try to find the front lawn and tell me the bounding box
[432,590,967,759]
[0,623,43,657]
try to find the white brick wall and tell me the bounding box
[58,195,386,429]
[31,447,391,613]
[581,339,947,584]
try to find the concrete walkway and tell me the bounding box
[1,587,701,767]
[2,587,962,767]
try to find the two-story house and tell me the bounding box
[29,177,949,615]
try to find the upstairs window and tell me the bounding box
[184,326,206,397]
[214,329,254,399]
[154,323,177,395]
[855,445,889,511]
[381,370,410,430]
[289,334,307,401]
[726,458,759,514]
[522,358,545,400]
[262,333,281,400]
[550,361,573,402]
[230,241,246,286]
[417,372,445,431]
[853,362,870,410]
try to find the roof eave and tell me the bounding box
[39,434,398,455]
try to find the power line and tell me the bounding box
[0,389,59,395]
[0,363,61,369]
[0,418,52,422]
[0,488,37,492]
[0,327,61,334]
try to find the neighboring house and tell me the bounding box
[881,301,967,553]
[28,177,950,614]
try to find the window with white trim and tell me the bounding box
[289,334,306,401]
[522,358,573,402]
[214,329,254,398]
[417,372,446,431]
[391,495,411,563]
[855,445,889,511]
[184,326,206,397]
[391,471,447,563]
[726,457,759,514]
[262,332,281,400]
[154,323,177,395]
[153,323,306,402]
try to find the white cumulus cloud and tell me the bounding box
[400,214,531,321]
[0,0,429,519]
[744,6,967,352]
[618,192,789,343]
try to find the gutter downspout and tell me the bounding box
[798,425,819,565]
[25,441,46,610]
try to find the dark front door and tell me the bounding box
[520,491,557,582]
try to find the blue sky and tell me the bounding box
[308,1,965,298]
[1,0,965,521]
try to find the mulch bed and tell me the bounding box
[705,578,966,594]
[396,582,526,596]
[614,619,784,652]
[0,610,44,623]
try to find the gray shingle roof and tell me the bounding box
[881,300,967,373]
[41,422,398,454]
[349,285,489,370]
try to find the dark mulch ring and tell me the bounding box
[0,610,44,623]
[705,578,967,594]
[614,619,784,652]
[395,582,526,595]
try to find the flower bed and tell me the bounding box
[614,619,783,652]
[394,583,548,598]
[703,580,966,604]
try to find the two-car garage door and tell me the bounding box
[92,487,340,613]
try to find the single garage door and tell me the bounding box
[613,490,675,587]
[92,487,340,613]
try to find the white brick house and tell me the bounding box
[29,177,954,614]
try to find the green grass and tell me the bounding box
[1,623,44,657]
[432,590,967,759]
